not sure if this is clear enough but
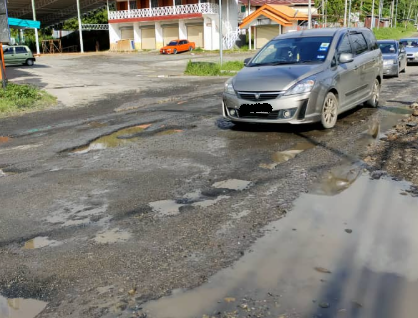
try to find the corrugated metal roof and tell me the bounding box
[239,0,309,5]
[7,0,107,27]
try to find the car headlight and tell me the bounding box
[224,79,236,95]
[284,76,316,96]
[383,59,396,65]
[415,52,418,57]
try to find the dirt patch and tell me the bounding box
[364,102,418,186]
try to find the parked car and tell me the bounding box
[377,40,407,77]
[400,38,418,64]
[160,39,195,54]
[222,28,383,129]
[3,45,36,66]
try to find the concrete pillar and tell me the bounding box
[179,19,187,39]
[248,26,251,50]
[155,21,163,49]
[76,0,84,53]
[109,23,121,50]
[211,18,220,50]
[133,22,142,50]
[203,18,212,50]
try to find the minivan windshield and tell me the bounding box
[249,36,333,67]
[378,42,397,54]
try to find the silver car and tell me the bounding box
[378,40,407,77]
[400,38,418,64]
[223,28,383,129]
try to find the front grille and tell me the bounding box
[407,54,414,57]
[238,91,282,101]
[238,110,280,119]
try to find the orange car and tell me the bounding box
[160,39,195,54]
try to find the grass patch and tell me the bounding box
[0,83,57,116]
[373,24,417,40]
[184,60,244,76]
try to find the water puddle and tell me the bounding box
[212,179,253,191]
[23,236,61,249]
[93,228,132,244]
[142,173,418,318]
[156,129,183,136]
[192,195,230,208]
[0,295,47,318]
[72,124,150,154]
[260,141,316,169]
[149,200,185,216]
[0,169,6,178]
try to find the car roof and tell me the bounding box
[377,39,397,42]
[274,27,373,40]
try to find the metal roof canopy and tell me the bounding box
[8,17,40,28]
[8,0,108,27]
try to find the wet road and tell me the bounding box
[0,65,417,318]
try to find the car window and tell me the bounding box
[3,47,14,54]
[349,33,368,55]
[180,40,187,45]
[168,41,178,46]
[15,47,28,53]
[363,31,378,50]
[249,36,333,66]
[400,39,418,47]
[337,35,352,54]
[378,42,396,54]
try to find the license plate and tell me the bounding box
[240,103,273,115]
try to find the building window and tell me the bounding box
[151,0,158,7]
[175,0,181,5]
[129,0,137,8]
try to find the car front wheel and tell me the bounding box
[365,79,380,107]
[321,92,338,129]
[26,59,34,66]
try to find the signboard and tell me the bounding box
[0,0,10,44]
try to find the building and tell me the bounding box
[239,4,308,49]
[108,0,239,51]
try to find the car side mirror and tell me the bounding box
[244,57,251,66]
[339,53,354,64]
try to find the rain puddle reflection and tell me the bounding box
[23,236,61,250]
[260,141,316,169]
[72,124,150,153]
[143,173,418,318]
[0,295,47,318]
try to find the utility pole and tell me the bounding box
[344,0,348,27]
[325,0,327,26]
[377,0,382,29]
[322,0,324,26]
[395,0,398,27]
[219,0,222,66]
[31,0,40,55]
[390,0,394,27]
[308,0,312,29]
[371,0,375,29]
[76,0,84,53]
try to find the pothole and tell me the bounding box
[72,124,151,154]
[212,179,253,191]
[259,141,316,169]
[93,227,132,244]
[0,294,47,318]
[23,236,62,250]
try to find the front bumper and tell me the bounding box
[222,92,321,124]
[160,50,173,54]
[407,55,418,63]
[383,63,398,75]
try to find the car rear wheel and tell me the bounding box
[365,79,380,108]
[321,92,338,129]
[26,59,34,66]
[394,65,400,77]
[189,46,193,51]
[173,49,177,54]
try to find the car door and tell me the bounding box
[348,32,372,101]
[334,34,358,109]
[14,46,29,64]
[3,47,16,65]
[398,42,407,70]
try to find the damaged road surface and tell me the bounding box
[1,68,418,318]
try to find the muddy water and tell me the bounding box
[0,295,47,318]
[143,174,418,318]
[260,141,316,169]
[72,124,150,153]
[93,228,132,244]
[212,179,253,191]
[23,236,61,249]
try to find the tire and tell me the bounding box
[321,92,338,129]
[173,49,177,54]
[26,59,34,66]
[189,46,193,51]
[365,79,380,108]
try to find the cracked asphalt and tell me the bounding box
[0,54,418,318]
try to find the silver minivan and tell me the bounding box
[223,28,383,129]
